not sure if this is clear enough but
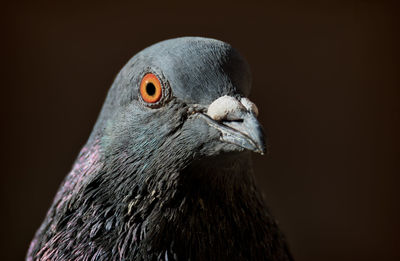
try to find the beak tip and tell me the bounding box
[255,141,267,155]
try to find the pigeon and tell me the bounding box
[27,37,293,261]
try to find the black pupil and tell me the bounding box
[146,83,156,96]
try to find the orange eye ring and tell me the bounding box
[140,73,163,104]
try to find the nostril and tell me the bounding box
[223,114,244,122]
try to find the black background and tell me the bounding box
[1,1,399,260]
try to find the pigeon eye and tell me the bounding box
[140,73,163,104]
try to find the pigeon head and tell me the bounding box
[27,37,293,261]
[94,37,265,176]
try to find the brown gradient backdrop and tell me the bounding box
[1,0,399,260]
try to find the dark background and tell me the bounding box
[1,0,398,260]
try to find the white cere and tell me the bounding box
[207,96,245,121]
[206,96,260,121]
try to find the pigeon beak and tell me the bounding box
[199,95,266,155]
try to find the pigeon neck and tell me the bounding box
[140,152,276,260]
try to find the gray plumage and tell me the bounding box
[27,37,293,261]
